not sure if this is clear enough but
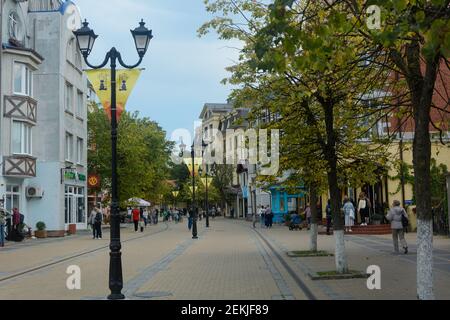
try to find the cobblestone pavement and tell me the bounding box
[0,218,449,300]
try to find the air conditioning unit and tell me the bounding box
[26,186,44,198]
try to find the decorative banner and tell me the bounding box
[201,177,212,188]
[88,174,101,188]
[183,157,203,176]
[86,69,141,121]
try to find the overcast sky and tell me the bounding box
[74,0,240,140]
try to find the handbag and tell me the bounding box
[349,208,355,220]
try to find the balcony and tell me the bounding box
[3,95,37,123]
[2,155,37,178]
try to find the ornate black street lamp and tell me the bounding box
[199,141,211,228]
[74,19,153,300]
[180,142,199,239]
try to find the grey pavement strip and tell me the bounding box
[0,224,170,287]
[263,233,353,300]
[120,230,208,300]
[346,235,450,275]
[251,234,295,300]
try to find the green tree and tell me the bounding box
[88,104,173,207]
[336,0,449,300]
[201,0,391,273]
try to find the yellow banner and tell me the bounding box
[86,69,141,121]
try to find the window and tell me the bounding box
[65,133,74,162]
[5,185,20,213]
[76,90,84,117]
[76,138,83,164]
[12,121,32,155]
[14,63,33,96]
[9,12,22,41]
[65,82,74,112]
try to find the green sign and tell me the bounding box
[64,171,87,182]
[65,172,77,180]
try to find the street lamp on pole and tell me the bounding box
[73,19,153,301]
[180,142,200,239]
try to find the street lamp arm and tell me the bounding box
[82,51,111,70]
[117,51,144,69]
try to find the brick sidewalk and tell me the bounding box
[0,217,448,300]
[251,220,450,300]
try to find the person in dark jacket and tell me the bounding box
[326,200,333,235]
[93,208,103,239]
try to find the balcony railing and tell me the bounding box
[3,95,37,123]
[2,155,37,178]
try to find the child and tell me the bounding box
[139,218,145,233]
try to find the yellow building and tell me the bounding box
[319,141,450,232]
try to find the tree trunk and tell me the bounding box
[323,98,348,274]
[309,183,319,252]
[402,41,440,299]
[407,43,440,299]
[328,165,348,274]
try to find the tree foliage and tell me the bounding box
[88,103,173,207]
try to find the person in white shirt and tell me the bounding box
[143,208,149,227]
[357,193,371,226]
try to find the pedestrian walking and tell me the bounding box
[132,207,140,232]
[188,209,193,231]
[10,208,24,242]
[326,200,333,235]
[143,208,149,227]
[265,206,273,228]
[0,208,9,247]
[139,218,145,233]
[259,206,265,228]
[386,200,409,254]
[343,197,355,232]
[94,208,103,239]
[153,209,159,224]
[357,192,371,226]
[89,209,97,239]
[88,207,96,232]
[305,204,311,230]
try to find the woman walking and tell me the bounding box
[386,200,409,254]
[343,197,355,233]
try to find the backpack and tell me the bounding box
[95,212,102,223]
[401,210,409,228]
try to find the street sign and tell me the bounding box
[88,174,101,188]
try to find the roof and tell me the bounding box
[199,103,233,119]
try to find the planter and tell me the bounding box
[68,224,77,235]
[35,230,47,239]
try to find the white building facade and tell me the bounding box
[0,0,88,237]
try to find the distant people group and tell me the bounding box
[257,206,274,229]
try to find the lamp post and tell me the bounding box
[74,19,153,300]
[180,142,199,239]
